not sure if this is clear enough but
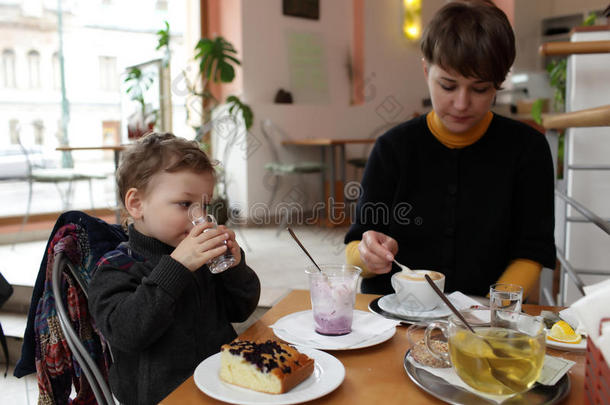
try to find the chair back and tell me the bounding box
[16,134,34,178]
[260,119,282,164]
[52,251,115,405]
[15,210,127,404]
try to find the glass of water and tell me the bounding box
[489,283,523,328]
[188,202,235,274]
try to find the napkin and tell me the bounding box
[409,354,574,404]
[448,291,488,309]
[270,310,399,350]
[569,279,610,367]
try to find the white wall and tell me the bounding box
[562,29,610,303]
[513,0,607,71]
[220,0,443,221]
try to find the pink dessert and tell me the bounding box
[310,277,356,335]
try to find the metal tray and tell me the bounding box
[403,350,570,405]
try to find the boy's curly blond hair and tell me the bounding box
[117,132,216,211]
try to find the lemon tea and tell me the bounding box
[449,327,545,395]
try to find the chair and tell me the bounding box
[17,137,107,232]
[260,119,324,230]
[52,251,116,405]
[13,210,127,403]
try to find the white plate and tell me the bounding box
[378,294,451,320]
[194,347,345,405]
[272,310,396,350]
[546,335,587,351]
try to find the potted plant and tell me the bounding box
[184,35,254,223]
[185,36,253,144]
[124,66,159,140]
[123,22,171,140]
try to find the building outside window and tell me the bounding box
[2,49,16,88]
[32,119,44,144]
[9,119,19,144]
[0,0,191,218]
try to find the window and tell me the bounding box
[9,119,19,144]
[27,50,41,88]
[2,49,16,88]
[32,120,44,144]
[99,55,118,91]
[52,52,60,89]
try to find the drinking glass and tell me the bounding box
[424,308,546,395]
[306,264,361,336]
[489,283,523,328]
[188,202,235,274]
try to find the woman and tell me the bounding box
[345,0,555,299]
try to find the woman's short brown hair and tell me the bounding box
[116,132,216,209]
[420,0,515,89]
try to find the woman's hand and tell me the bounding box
[217,224,242,268]
[358,230,398,274]
[171,223,230,272]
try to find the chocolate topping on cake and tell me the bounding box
[228,340,294,373]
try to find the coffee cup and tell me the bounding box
[390,270,445,311]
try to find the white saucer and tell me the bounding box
[378,294,451,320]
[271,310,397,350]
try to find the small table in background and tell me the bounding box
[56,145,127,222]
[56,145,126,171]
[281,138,376,226]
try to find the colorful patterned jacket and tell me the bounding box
[14,211,127,404]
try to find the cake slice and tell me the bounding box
[219,340,315,394]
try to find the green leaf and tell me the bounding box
[226,96,253,130]
[195,36,241,84]
[530,98,544,124]
[156,21,170,51]
[219,61,235,82]
[583,12,597,26]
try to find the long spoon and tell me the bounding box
[287,227,323,273]
[424,274,475,332]
[393,259,416,274]
[424,274,523,393]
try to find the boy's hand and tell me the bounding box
[217,225,242,268]
[171,223,230,272]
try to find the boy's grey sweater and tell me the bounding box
[89,225,260,405]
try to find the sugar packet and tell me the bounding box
[537,355,576,386]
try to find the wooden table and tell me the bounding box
[281,138,376,226]
[160,290,585,404]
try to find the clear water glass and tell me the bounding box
[489,283,523,328]
[188,203,235,274]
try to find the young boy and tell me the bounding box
[89,133,260,404]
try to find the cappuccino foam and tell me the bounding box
[397,270,443,282]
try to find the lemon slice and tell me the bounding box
[547,320,582,344]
